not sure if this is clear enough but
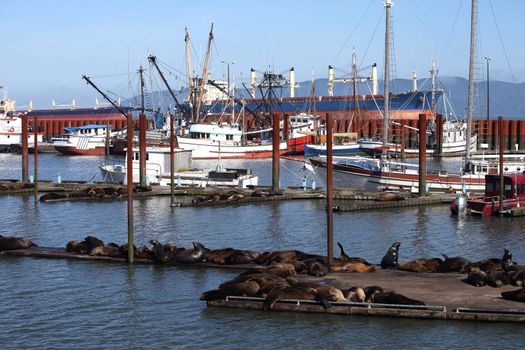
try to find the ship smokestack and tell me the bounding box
[250,68,256,98]
[328,65,334,96]
[371,64,378,95]
[289,67,295,98]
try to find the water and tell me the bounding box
[1,154,525,349]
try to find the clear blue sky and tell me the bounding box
[3,0,524,108]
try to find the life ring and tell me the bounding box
[8,127,14,133]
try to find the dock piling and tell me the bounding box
[126,114,134,263]
[326,112,334,268]
[272,112,280,192]
[21,114,28,183]
[418,113,427,197]
[499,116,504,214]
[139,113,146,187]
[170,113,176,207]
[33,115,38,202]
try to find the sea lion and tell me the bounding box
[39,192,68,202]
[471,258,502,273]
[337,242,351,262]
[133,185,151,193]
[502,249,519,272]
[224,250,260,265]
[438,254,471,273]
[200,289,225,301]
[315,285,347,302]
[149,239,173,264]
[227,193,245,202]
[501,288,525,303]
[465,267,487,287]
[330,261,376,273]
[375,193,404,202]
[342,287,366,302]
[89,245,122,257]
[381,242,400,269]
[68,189,91,199]
[173,242,209,263]
[398,258,443,273]
[204,248,238,264]
[84,236,104,251]
[371,291,425,306]
[487,271,510,288]
[301,258,328,277]
[510,270,525,287]
[257,280,291,298]
[88,187,106,199]
[364,286,384,303]
[66,240,89,254]
[263,287,330,310]
[218,280,260,297]
[0,235,37,251]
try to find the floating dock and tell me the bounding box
[2,247,525,322]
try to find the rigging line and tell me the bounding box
[331,0,374,63]
[489,0,520,86]
[358,10,383,72]
[437,0,463,72]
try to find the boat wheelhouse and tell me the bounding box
[52,124,110,156]
[467,173,525,215]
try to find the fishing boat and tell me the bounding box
[467,173,525,215]
[52,124,110,155]
[99,146,258,188]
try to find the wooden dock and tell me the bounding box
[2,247,525,322]
[208,269,525,323]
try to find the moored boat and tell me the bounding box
[52,124,110,156]
[467,173,525,215]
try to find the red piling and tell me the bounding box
[139,113,147,187]
[126,114,134,263]
[499,116,504,213]
[21,114,28,183]
[33,115,38,201]
[272,112,280,192]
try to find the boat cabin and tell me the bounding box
[62,124,111,137]
[188,123,242,143]
[467,173,525,215]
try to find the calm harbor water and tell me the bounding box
[1,153,525,349]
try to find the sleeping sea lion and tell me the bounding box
[487,271,510,287]
[510,270,525,287]
[263,287,330,310]
[330,261,376,273]
[218,280,260,297]
[66,240,89,254]
[465,267,487,287]
[84,236,104,251]
[341,287,366,302]
[200,289,225,301]
[501,288,525,303]
[381,242,400,269]
[224,250,260,265]
[364,286,384,303]
[89,245,122,257]
[438,254,470,273]
[39,192,68,202]
[0,235,37,251]
[371,291,425,306]
[398,258,443,273]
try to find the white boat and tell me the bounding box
[0,88,43,152]
[176,122,287,159]
[52,124,110,156]
[99,146,258,188]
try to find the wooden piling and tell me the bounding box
[170,113,176,207]
[126,114,134,263]
[272,112,280,192]
[139,113,146,187]
[419,114,427,196]
[326,112,334,269]
[33,115,38,202]
[499,116,504,213]
[21,114,28,183]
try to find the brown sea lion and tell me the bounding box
[149,239,174,264]
[371,291,425,306]
[263,287,330,310]
[465,267,487,287]
[336,243,373,265]
[0,235,37,251]
[102,187,121,197]
[330,261,376,273]
[364,286,384,302]
[471,258,502,273]
[200,289,225,301]
[341,287,366,302]
[257,280,291,298]
[502,249,515,272]
[66,240,89,254]
[89,245,122,257]
[381,242,400,269]
[68,189,91,199]
[398,258,443,273]
[88,188,106,199]
[315,285,347,302]
[204,248,238,264]
[218,280,260,297]
[510,270,525,287]
[375,193,404,202]
[487,271,510,287]
[84,236,104,251]
[501,288,525,303]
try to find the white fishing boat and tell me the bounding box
[52,124,110,156]
[176,122,287,159]
[99,146,258,188]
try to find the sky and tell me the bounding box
[2,0,524,108]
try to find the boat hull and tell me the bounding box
[54,146,106,156]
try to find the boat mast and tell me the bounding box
[430,60,437,120]
[195,23,214,123]
[139,66,145,115]
[383,0,392,150]
[185,27,194,115]
[465,0,477,166]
